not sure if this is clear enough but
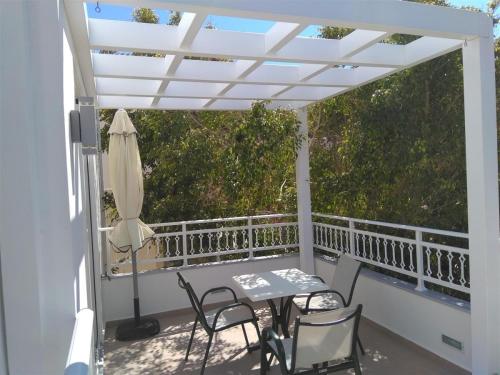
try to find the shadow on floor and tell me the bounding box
[104,302,469,375]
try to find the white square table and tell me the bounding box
[232,268,329,337]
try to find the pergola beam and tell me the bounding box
[98,0,492,39]
[97,95,312,110]
[92,54,352,87]
[63,1,96,96]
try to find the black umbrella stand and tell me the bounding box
[116,247,160,341]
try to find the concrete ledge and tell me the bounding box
[104,252,299,280]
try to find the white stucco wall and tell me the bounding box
[0,2,95,374]
[103,255,471,371]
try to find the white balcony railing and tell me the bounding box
[312,213,469,295]
[100,214,299,275]
[99,212,470,297]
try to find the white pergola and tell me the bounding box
[64,1,498,373]
[66,1,480,111]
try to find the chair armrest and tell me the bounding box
[311,275,326,284]
[305,289,347,310]
[211,302,258,330]
[262,327,288,369]
[200,286,238,306]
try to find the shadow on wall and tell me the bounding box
[64,362,89,375]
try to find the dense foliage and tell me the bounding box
[311,33,468,232]
[101,104,301,222]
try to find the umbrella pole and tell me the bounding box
[115,245,160,341]
[131,248,141,325]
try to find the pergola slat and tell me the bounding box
[153,12,207,106]
[206,21,308,108]
[340,30,391,58]
[88,19,408,68]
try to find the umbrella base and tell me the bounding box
[115,317,160,341]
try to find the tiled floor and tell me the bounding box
[104,302,470,375]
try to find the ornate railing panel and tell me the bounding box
[100,214,299,275]
[312,213,469,295]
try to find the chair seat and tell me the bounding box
[204,305,255,331]
[268,337,293,371]
[293,293,344,312]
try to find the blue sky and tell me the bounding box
[86,0,497,37]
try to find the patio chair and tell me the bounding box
[177,272,261,375]
[260,305,363,375]
[292,254,364,354]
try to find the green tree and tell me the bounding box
[132,8,159,23]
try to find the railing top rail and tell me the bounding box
[312,212,468,239]
[98,213,297,232]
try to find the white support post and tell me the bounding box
[414,230,426,292]
[182,223,188,266]
[349,220,356,256]
[295,107,315,274]
[247,218,254,260]
[463,36,500,375]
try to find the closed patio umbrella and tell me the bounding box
[108,109,159,340]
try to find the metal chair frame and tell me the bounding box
[260,305,363,375]
[177,272,261,375]
[294,256,365,355]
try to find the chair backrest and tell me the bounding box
[291,305,362,371]
[176,272,209,329]
[331,255,361,306]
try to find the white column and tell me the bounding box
[295,107,315,274]
[463,36,500,374]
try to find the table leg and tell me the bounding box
[267,297,294,338]
[280,297,293,338]
[267,299,279,333]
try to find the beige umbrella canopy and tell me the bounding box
[108,110,158,336]
[108,109,153,251]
